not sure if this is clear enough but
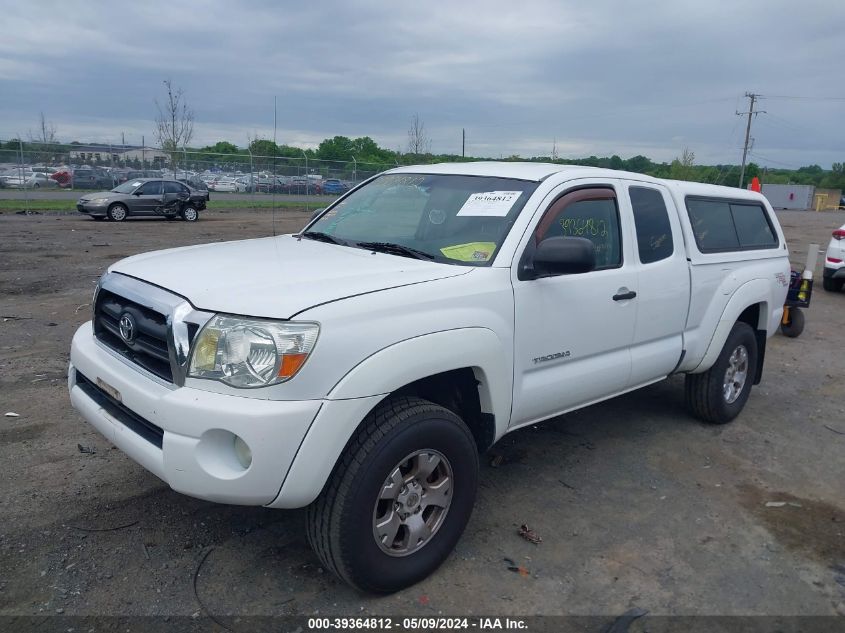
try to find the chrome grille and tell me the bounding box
[92,272,214,386]
[94,289,173,381]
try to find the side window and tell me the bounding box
[686,199,739,251]
[686,198,778,252]
[730,203,777,248]
[630,186,674,264]
[164,181,185,194]
[536,188,622,269]
[137,181,162,195]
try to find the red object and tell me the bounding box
[789,192,795,200]
[750,176,761,192]
[828,257,843,264]
[833,229,845,241]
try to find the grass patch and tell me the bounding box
[0,198,325,214]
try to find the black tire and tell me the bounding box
[107,203,128,222]
[685,322,758,424]
[823,276,843,292]
[180,206,199,222]
[306,396,479,593]
[780,308,805,338]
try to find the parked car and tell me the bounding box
[69,162,790,593]
[3,172,60,188]
[288,177,322,195]
[322,178,350,195]
[234,176,253,192]
[823,223,845,292]
[177,175,209,191]
[71,169,116,189]
[76,178,209,222]
[51,169,71,187]
[208,177,238,192]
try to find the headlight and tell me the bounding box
[188,315,319,388]
[91,197,110,203]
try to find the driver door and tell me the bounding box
[510,181,637,426]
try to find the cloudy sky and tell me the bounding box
[1,0,843,167]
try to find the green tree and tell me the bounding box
[670,147,696,181]
[203,141,239,154]
[316,136,355,161]
[248,138,281,158]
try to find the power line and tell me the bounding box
[760,94,845,102]
[747,151,802,169]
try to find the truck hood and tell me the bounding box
[110,234,471,318]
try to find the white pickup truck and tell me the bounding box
[69,162,790,592]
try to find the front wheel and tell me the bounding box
[107,203,128,222]
[685,322,758,424]
[306,396,478,593]
[180,206,199,222]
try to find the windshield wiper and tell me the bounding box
[298,231,346,245]
[355,241,436,260]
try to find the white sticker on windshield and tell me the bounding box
[456,191,522,217]
[131,181,142,187]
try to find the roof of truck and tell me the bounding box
[387,162,768,203]
[388,161,598,181]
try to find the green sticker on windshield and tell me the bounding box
[440,242,497,262]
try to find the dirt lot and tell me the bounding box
[1,209,844,619]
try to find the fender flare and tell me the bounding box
[690,278,771,374]
[267,328,512,509]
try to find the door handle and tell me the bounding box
[613,289,637,301]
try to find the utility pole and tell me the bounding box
[462,128,465,158]
[737,92,765,189]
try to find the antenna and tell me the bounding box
[271,96,278,237]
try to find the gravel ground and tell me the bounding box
[0,209,844,619]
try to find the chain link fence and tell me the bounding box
[0,139,399,194]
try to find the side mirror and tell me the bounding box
[133,191,142,196]
[529,236,596,278]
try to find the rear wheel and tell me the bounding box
[685,322,757,424]
[780,307,805,338]
[181,206,199,222]
[306,396,478,593]
[107,203,128,222]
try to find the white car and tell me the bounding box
[3,172,59,188]
[822,223,845,292]
[209,177,238,192]
[69,162,789,593]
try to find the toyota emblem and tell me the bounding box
[118,312,136,343]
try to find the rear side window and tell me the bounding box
[630,186,674,263]
[686,197,778,252]
[164,181,186,194]
[730,203,778,248]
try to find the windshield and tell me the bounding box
[112,181,144,194]
[305,173,538,265]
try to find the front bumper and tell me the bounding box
[77,202,107,216]
[69,322,322,505]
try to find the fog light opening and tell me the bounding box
[233,435,252,470]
